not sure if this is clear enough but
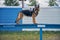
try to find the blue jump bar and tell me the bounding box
[0,23,60,28]
[0,24,60,31]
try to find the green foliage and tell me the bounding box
[29,0,36,6]
[49,0,58,6]
[4,0,19,6]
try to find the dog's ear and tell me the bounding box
[35,4,39,8]
[38,5,39,8]
[35,5,36,8]
[33,8,35,11]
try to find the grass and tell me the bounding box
[0,31,60,40]
[43,31,60,40]
[0,31,39,40]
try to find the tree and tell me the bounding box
[49,0,58,6]
[29,0,36,6]
[4,0,19,6]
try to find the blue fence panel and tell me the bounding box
[0,8,22,23]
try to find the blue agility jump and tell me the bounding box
[0,23,60,40]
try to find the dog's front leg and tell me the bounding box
[32,14,37,24]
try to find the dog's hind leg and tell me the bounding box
[15,13,23,24]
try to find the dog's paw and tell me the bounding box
[15,21,16,23]
[34,23,38,24]
[15,21,20,24]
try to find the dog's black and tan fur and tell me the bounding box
[15,5,39,24]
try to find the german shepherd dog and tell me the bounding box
[15,5,39,24]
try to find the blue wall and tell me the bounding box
[0,8,22,23]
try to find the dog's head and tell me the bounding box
[33,4,40,12]
[34,4,39,11]
[32,4,40,16]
